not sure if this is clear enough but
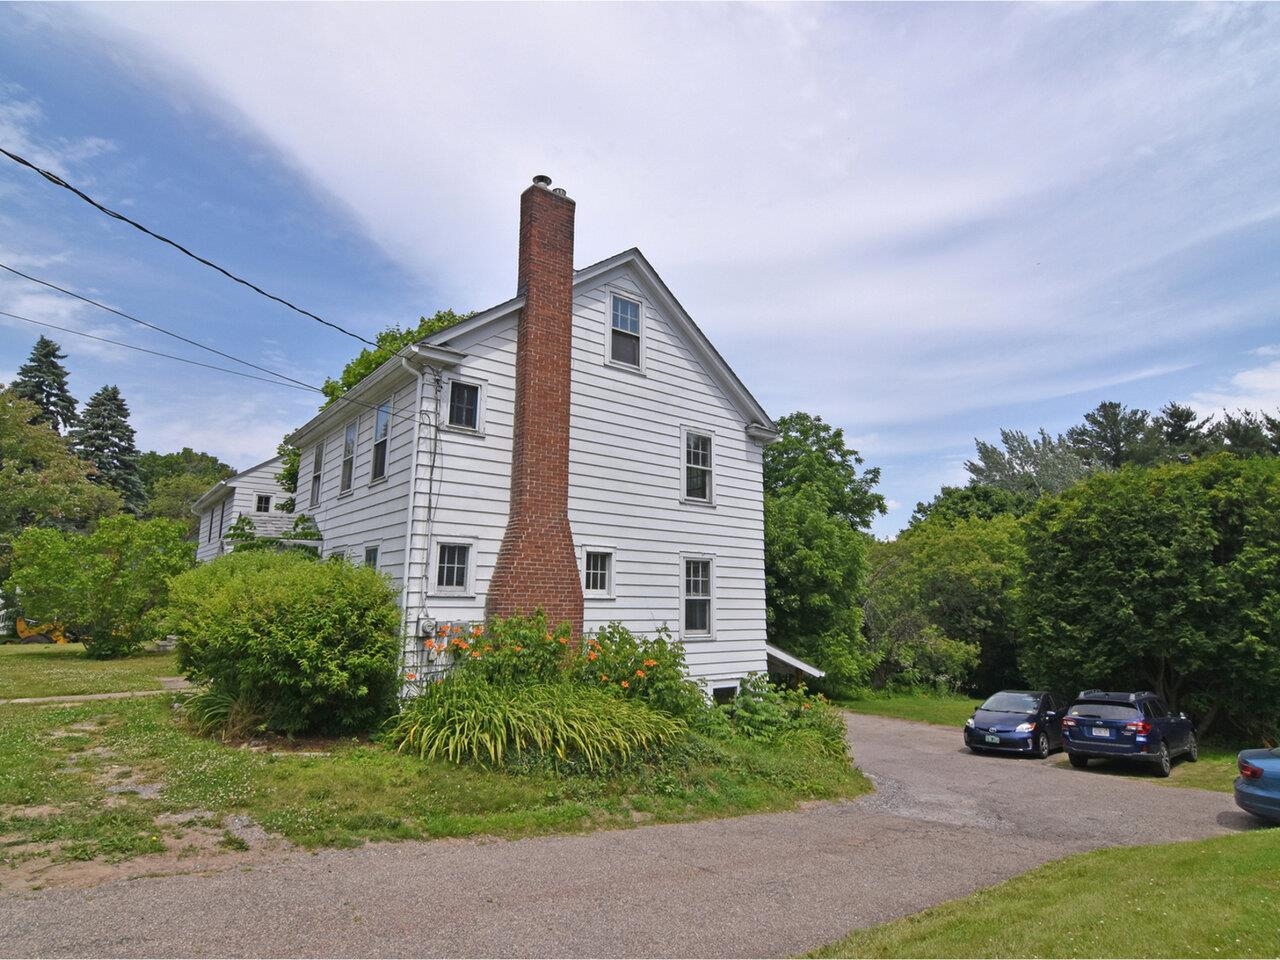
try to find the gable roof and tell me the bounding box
[191,454,284,514]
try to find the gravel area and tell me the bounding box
[0,712,1252,958]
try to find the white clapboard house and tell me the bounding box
[193,455,293,562]
[199,177,821,697]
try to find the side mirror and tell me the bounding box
[1045,711,1056,718]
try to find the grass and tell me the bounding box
[1054,744,1241,794]
[0,695,870,872]
[0,644,180,700]
[838,691,981,728]
[810,828,1280,958]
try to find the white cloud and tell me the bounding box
[1191,359,1280,415]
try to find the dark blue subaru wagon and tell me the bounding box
[1061,690,1198,777]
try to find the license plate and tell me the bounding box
[1092,726,1111,738]
[985,734,1000,744]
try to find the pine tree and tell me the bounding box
[12,336,78,434]
[73,385,146,513]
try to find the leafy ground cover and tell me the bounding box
[837,692,980,728]
[0,695,869,888]
[0,644,180,699]
[810,827,1280,958]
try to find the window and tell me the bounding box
[436,543,471,592]
[204,509,213,544]
[448,381,480,430]
[683,429,713,502]
[340,420,357,493]
[584,550,613,597]
[683,557,712,635]
[371,401,391,481]
[363,545,380,569]
[309,443,324,507]
[609,294,641,367]
[218,497,229,539]
[255,494,271,513]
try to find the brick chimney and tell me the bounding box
[485,176,584,635]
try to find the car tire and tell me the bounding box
[1068,752,1089,769]
[1186,733,1199,763]
[1035,732,1051,759]
[1155,741,1172,777]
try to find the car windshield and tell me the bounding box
[1068,702,1141,721]
[979,692,1039,713]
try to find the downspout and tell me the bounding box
[399,352,428,670]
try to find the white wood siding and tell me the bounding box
[194,458,291,562]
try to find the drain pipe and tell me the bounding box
[399,350,428,662]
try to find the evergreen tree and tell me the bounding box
[73,385,146,513]
[12,336,78,435]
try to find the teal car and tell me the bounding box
[1236,748,1280,824]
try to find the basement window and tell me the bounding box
[609,294,642,368]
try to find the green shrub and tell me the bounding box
[721,673,847,755]
[5,515,194,658]
[155,550,401,734]
[435,612,575,686]
[575,622,708,720]
[388,676,686,768]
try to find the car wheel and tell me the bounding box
[1068,752,1089,769]
[1155,741,1172,777]
[1035,732,1050,759]
[1186,733,1199,763]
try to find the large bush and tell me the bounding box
[1021,455,1280,740]
[6,515,193,658]
[157,551,401,734]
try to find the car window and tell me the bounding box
[1142,701,1161,721]
[1068,702,1142,721]
[980,692,1040,713]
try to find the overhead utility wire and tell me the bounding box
[0,310,316,392]
[1,263,443,433]
[0,145,376,346]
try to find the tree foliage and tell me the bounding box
[764,412,886,529]
[966,427,1093,497]
[6,515,194,658]
[138,447,234,537]
[273,442,300,513]
[320,310,470,407]
[1066,401,1163,470]
[1020,455,1280,740]
[12,336,78,435]
[911,483,1033,528]
[73,385,146,514]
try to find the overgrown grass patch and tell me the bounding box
[837,692,980,728]
[1053,744,1242,794]
[0,644,179,700]
[810,828,1280,958]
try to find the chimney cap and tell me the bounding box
[531,174,552,188]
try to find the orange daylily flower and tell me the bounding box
[635,669,646,678]
[599,674,609,682]
[471,626,484,638]
[643,659,658,668]
[470,651,482,659]
[620,680,630,689]
[587,650,598,661]
[405,673,417,681]
[514,645,523,653]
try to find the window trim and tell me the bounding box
[339,419,358,495]
[603,288,647,374]
[363,544,380,570]
[431,539,476,597]
[679,553,715,640]
[369,400,392,484]
[442,375,486,436]
[309,442,324,508]
[581,546,616,600]
[255,494,272,513]
[680,425,716,506]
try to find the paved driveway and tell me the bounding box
[0,713,1253,958]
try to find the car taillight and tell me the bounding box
[1124,721,1152,735]
[1240,760,1264,780]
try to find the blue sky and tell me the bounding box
[2,2,1279,536]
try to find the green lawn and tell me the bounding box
[1054,745,1241,794]
[0,644,181,699]
[0,695,870,876]
[838,692,980,728]
[811,828,1280,958]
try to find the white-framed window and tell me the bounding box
[255,494,271,513]
[682,427,714,504]
[363,545,380,569]
[309,442,324,508]
[446,379,482,432]
[434,541,473,595]
[582,549,615,598]
[340,420,358,494]
[681,556,713,637]
[218,497,229,539]
[370,401,391,482]
[204,509,213,544]
[608,293,643,369]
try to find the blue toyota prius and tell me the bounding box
[964,690,1062,758]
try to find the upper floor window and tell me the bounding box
[340,420,357,494]
[371,401,391,481]
[609,294,642,368]
[448,381,480,431]
[309,443,324,507]
[255,494,271,513]
[436,542,471,593]
[584,550,614,597]
[683,429,713,503]
[683,557,712,636]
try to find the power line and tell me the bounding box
[0,145,376,346]
[0,310,317,392]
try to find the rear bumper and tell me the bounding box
[1234,780,1280,823]
[1063,736,1154,761]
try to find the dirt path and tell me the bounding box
[0,713,1253,958]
